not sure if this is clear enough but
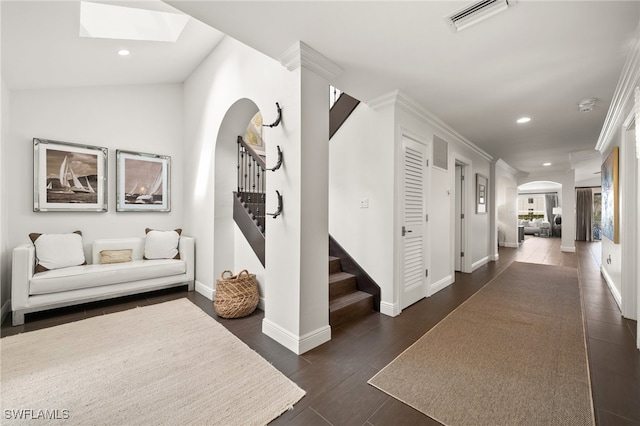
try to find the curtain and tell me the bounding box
[576,188,593,241]
[544,193,558,223]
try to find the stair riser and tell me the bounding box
[329,276,357,299]
[329,258,342,274]
[330,296,374,327]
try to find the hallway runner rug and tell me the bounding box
[369,261,594,426]
[1,298,305,425]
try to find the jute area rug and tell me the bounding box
[369,261,594,426]
[1,298,305,425]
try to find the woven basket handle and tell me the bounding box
[236,269,250,278]
[221,270,234,279]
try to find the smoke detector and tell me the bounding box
[578,98,598,113]
[446,0,515,32]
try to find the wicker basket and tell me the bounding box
[214,270,259,319]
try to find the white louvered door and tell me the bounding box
[401,136,428,309]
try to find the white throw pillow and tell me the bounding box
[29,231,86,272]
[144,228,181,260]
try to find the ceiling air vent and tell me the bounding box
[446,0,514,32]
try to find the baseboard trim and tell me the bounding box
[489,253,499,261]
[504,242,519,248]
[472,256,489,271]
[1,299,10,325]
[195,281,214,301]
[262,318,331,355]
[601,266,622,310]
[430,275,453,296]
[380,301,400,317]
[561,245,576,253]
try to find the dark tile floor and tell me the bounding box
[2,237,638,425]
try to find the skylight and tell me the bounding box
[79,1,189,42]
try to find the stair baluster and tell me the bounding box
[236,136,268,234]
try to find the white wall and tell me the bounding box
[3,84,184,304]
[601,130,622,296]
[329,102,395,307]
[1,78,10,321]
[234,225,265,308]
[518,171,576,252]
[329,91,493,315]
[496,161,519,248]
[182,36,292,296]
[394,100,493,290]
[183,37,332,353]
[594,25,639,347]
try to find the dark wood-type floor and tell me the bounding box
[2,236,639,425]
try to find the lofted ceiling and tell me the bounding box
[1,1,225,89]
[3,1,639,186]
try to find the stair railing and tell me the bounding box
[237,136,267,228]
[237,136,265,194]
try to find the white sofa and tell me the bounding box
[519,218,551,236]
[11,236,194,326]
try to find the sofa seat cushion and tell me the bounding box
[29,259,186,295]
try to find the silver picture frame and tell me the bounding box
[116,150,171,212]
[33,138,108,212]
[476,173,488,214]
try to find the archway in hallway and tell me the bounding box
[517,181,562,240]
[213,99,261,284]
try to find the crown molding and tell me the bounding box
[495,158,522,177]
[596,25,640,152]
[368,90,493,162]
[279,41,343,81]
[367,91,398,111]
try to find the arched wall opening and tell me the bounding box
[517,172,576,252]
[517,181,562,219]
[213,98,260,283]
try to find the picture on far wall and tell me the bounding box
[476,173,488,214]
[244,111,265,156]
[33,138,108,212]
[601,146,619,243]
[116,150,171,212]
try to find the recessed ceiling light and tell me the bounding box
[542,162,552,166]
[517,117,531,124]
[118,49,130,56]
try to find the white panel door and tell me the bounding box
[401,136,428,309]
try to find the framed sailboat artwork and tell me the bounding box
[116,150,171,212]
[33,138,108,212]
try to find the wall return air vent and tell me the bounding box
[446,0,514,32]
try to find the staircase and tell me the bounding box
[233,88,376,326]
[233,191,265,266]
[329,89,360,139]
[329,256,375,327]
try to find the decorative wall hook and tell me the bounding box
[263,102,282,128]
[266,145,283,171]
[267,190,283,218]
